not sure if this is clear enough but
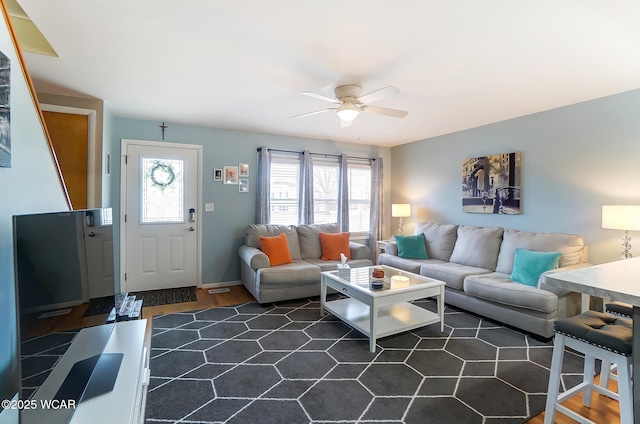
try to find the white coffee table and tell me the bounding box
[320,265,445,353]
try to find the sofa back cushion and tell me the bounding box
[297,223,340,259]
[246,224,302,260]
[495,229,586,274]
[414,222,458,261]
[449,225,504,270]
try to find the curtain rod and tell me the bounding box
[256,147,375,161]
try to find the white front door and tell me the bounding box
[121,140,201,292]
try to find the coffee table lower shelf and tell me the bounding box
[323,298,439,344]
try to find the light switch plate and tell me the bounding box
[205,203,214,212]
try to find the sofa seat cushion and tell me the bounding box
[420,262,492,290]
[246,224,302,260]
[256,260,320,285]
[305,258,373,272]
[495,229,586,274]
[449,225,504,270]
[377,253,434,274]
[463,273,558,314]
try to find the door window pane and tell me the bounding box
[141,158,184,223]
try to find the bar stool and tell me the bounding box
[601,301,633,388]
[544,310,633,424]
[606,301,633,319]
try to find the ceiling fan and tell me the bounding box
[290,85,408,126]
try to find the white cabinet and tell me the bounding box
[23,320,149,424]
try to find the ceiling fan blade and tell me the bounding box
[300,91,341,104]
[357,85,400,104]
[289,108,335,119]
[361,105,408,118]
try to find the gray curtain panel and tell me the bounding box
[368,157,384,262]
[256,146,271,224]
[338,154,349,232]
[299,150,314,225]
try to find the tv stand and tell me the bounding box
[23,320,149,424]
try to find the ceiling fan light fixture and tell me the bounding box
[336,102,359,122]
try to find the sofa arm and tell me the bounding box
[238,245,270,270]
[384,241,398,256]
[349,242,371,260]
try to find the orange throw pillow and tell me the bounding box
[259,233,293,266]
[319,232,351,261]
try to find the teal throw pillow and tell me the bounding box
[510,248,562,287]
[395,234,429,259]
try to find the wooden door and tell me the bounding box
[42,111,89,209]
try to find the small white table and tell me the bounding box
[545,257,640,423]
[320,265,445,353]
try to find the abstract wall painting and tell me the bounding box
[462,151,521,214]
[0,49,10,168]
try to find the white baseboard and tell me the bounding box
[200,280,241,289]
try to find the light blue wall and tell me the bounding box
[391,89,640,265]
[111,118,391,285]
[0,15,68,420]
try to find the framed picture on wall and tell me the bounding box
[223,166,238,185]
[462,151,521,214]
[213,169,222,181]
[239,178,249,192]
[239,163,249,177]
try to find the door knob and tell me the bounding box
[188,227,195,232]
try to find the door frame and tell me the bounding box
[40,104,99,208]
[119,139,203,292]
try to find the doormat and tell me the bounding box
[146,297,587,423]
[82,287,198,317]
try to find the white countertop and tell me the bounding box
[546,257,640,307]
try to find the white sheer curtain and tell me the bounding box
[368,157,384,262]
[256,146,271,224]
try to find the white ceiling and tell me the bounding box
[15,0,640,147]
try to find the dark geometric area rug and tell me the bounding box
[82,286,198,317]
[146,297,586,424]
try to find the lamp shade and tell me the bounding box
[392,204,411,218]
[602,205,640,231]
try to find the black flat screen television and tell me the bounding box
[12,208,118,417]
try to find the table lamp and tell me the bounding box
[602,205,640,259]
[391,204,411,238]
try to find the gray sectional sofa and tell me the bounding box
[378,222,589,338]
[239,223,373,303]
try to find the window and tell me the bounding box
[269,153,300,226]
[267,152,372,234]
[313,157,339,225]
[348,162,371,234]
